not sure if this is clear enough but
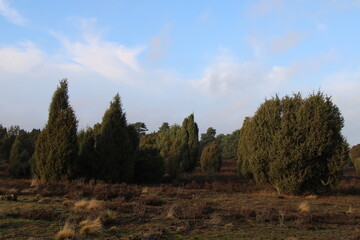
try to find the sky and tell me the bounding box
[0,0,360,145]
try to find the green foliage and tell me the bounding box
[76,127,97,179]
[133,146,165,183]
[131,122,148,137]
[8,129,39,178]
[237,117,253,178]
[179,114,199,172]
[95,93,138,183]
[156,114,199,177]
[139,132,158,148]
[0,125,20,162]
[349,144,360,173]
[217,130,240,159]
[158,122,170,133]
[200,141,222,174]
[200,127,216,152]
[32,79,78,182]
[237,92,348,194]
[157,124,182,177]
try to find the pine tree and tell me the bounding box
[96,94,138,182]
[32,79,78,181]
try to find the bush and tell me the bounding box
[200,141,222,174]
[237,92,348,194]
[133,147,165,183]
[349,144,360,173]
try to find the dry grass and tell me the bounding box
[79,217,102,235]
[54,221,75,240]
[74,199,103,212]
[1,161,360,240]
[298,201,311,213]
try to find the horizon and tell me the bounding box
[1,0,360,145]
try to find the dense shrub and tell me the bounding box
[32,79,78,181]
[200,141,222,174]
[349,144,360,173]
[237,92,348,194]
[133,146,165,183]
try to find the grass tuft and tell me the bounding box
[55,221,75,240]
[298,201,311,213]
[79,217,102,235]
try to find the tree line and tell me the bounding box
[1,79,358,195]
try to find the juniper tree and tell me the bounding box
[157,124,182,177]
[199,127,216,153]
[237,92,348,194]
[349,144,360,172]
[179,114,199,172]
[76,127,97,179]
[0,125,20,162]
[133,146,165,183]
[96,94,138,182]
[9,129,39,178]
[200,141,222,174]
[219,129,240,159]
[32,79,78,181]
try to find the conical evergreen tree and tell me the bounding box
[32,79,78,181]
[180,114,199,172]
[96,93,138,182]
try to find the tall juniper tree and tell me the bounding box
[96,93,138,182]
[32,79,78,181]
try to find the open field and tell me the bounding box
[1,160,360,240]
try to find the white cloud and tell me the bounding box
[146,24,172,62]
[323,72,360,145]
[191,48,293,96]
[270,32,305,54]
[0,0,26,25]
[266,65,302,87]
[0,42,44,75]
[50,18,146,86]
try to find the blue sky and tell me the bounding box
[1,0,360,145]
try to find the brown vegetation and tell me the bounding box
[1,159,360,239]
